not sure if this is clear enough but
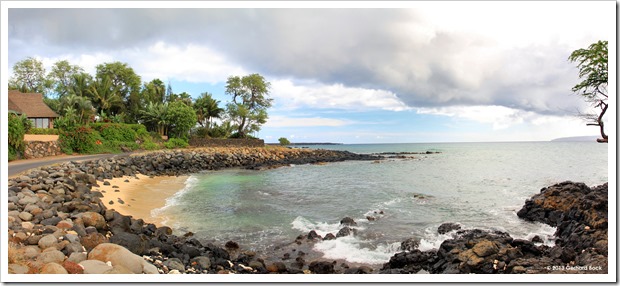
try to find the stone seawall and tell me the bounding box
[188,138,265,148]
[23,141,63,159]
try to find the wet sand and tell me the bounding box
[95,174,189,227]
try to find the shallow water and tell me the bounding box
[153,142,608,266]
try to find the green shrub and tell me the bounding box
[59,126,103,154]
[164,138,189,149]
[141,140,160,150]
[90,123,138,142]
[28,128,60,135]
[191,127,210,138]
[8,113,28,159]
[8,148,17,161]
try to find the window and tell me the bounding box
[31,118,50,128]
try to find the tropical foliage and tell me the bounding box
[9,57,273,155]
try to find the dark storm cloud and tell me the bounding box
[7,8,599,115]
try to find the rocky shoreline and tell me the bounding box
[381,181,608,274]
[7,147,381,274]
[7,147,608,275]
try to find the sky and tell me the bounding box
[3,1,616,144]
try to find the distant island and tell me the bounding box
[551,136,600,142]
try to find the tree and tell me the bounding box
[142,79,166,105]
[279,137,291,146]
[47,60,84,98]
[67,72,93,98]
[140,102,169,136]
[59,94,95,124]
[88,75,123,116]
[9,57,50,94]
[568,40,608,143]
[194,92,224,129]
[225,73,273,137]
[95,62,142,122]
[165,101,197,140]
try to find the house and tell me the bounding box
[8,90,60,128]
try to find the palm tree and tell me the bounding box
[194,92,224,129]
[88,75,123,116]
[67,73,92,99]
[59,94,95,124]
[140,102,169,136]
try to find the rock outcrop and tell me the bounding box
[381,181,608,274]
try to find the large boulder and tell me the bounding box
[87,243,157,274]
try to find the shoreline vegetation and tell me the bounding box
[7,146,607,275]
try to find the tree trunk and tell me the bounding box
[597,103,608,143]
[238,116,246,137]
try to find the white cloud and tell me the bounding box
[265,115,353,128]
[270,79,411,111]
[417,105,527,130]
[128,42,247,83]
[416,105,601,138]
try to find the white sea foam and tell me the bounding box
[291,216,343,237]
[313,236,401,265]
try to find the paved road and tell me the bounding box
[8,153,131,177]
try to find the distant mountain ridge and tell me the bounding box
[551,136,600,142]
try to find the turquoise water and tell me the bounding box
[153,142,608,265]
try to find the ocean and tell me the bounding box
[152,142,608,266]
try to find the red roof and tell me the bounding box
[8,90,59,118]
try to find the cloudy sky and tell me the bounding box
[3,2,615,143]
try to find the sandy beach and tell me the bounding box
[95,174,189,227]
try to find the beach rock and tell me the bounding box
[8,264,30,274]
[163,258,185,272]
[88,243,156,274]
[38,234,59,250]
[81,212,106,230]
[40,262,69,274]
[38,249,66,264]
[266,262,287,273]
[80,233,108,252]
[67,252,87,264]
[62,260,84,274]
[308,261,335,274]
[79,260,113,274]
[190,256,211,270]
[109,232,149,255]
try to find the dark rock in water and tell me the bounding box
[323,233,336,240]
[155,226,173,237]
[400,237,420,252]
[340,217,357,226]
[517,181,608,254]
[225,240,240,250]
[366,216,376,221]
[307,230,322,240]
[437,222,461,234]
[309,261,335,274]
[336,226,354,238]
